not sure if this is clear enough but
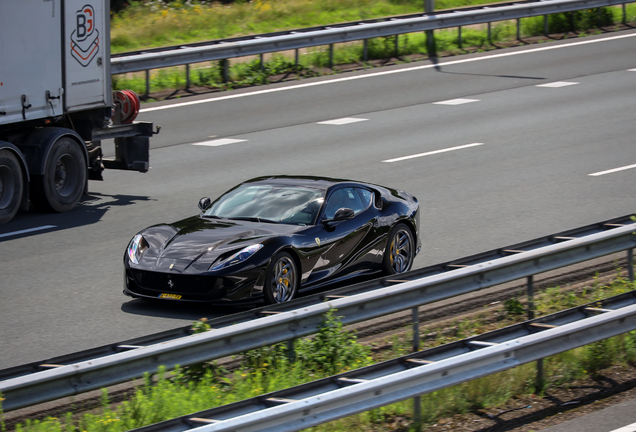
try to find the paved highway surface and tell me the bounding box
[539,398,636,432]
[1,30,635,371]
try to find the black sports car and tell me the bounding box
[124,175,420,304]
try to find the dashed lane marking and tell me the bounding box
[536,81,579,88]
[589,163,636,177]
[192,138,247,146]
[0,225,57,239]
[608,421,636,432]
[382,143,484,163]
[433,98,479,105]
[317,117,368,125]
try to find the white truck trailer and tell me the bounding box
[0,0,157,224]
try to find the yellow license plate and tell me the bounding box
[159,293,182,300]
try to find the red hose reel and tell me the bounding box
[113,89,140,124]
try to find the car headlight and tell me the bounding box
[210,244,263,271]
[127,234,149,264]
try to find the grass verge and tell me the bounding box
[3,269,636,432]
[110,3,636,97]
[110,0,513,53]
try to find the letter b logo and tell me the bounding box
[70,4,99,67]
[75,5,94,41]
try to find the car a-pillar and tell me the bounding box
[0,142,29,224]
[24,127,88,213]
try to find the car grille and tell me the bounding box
[130,270,219,294]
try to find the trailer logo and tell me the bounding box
[70,5,100,67]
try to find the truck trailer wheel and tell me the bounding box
[31,136,86,213]
[0,149,24,224]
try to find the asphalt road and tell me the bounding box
[539,398,636,432]
[1,30,635,371]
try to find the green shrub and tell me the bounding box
[504,297,525,316]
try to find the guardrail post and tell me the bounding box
[425,0,436,56]
[628,249,634,282]
[413,395,422,430]
[526,275,535,320]
[363,39,369,62]
[411,305,422,430]
[623,3,627,25]
[426,31,436,56]
[328,44,334,68]
[220,59,229,83]
[536,358,545,393]
[544,15,549,36]
[185,64,190,90]
[458,26,462,49]
[286,339,296,363]
[487,22,492,45]
[260,53,265,71]
[145,70,150,99]
[295,49,299,67]
[516,18,521,41]
[527,274,545,392]
[395,34,399,58]
[412,307,420,352]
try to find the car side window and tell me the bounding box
[356,188,373,209]
[324,187,368,219]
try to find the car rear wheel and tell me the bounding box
[264,252,298,304]
[382,223,414,275]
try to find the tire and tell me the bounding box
[264,252,299,304]
[31,136,86,213]
[0,149,24,224]
[382,223,415,275]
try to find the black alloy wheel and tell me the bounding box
[0,149,23,224]
[382,222,414,275]
[31,136,86,213]
[264,252,299,304]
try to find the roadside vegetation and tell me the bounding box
[3,268,636,432]
[109,0,636,96]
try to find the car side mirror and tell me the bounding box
[333,207,355,221]
[323,208,355,228]
[198,197,211,211]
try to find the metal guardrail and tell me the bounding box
[110,0,635,75]
[0,215,634,411]
[129,290,636,432]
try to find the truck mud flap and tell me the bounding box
[102,135,149,172]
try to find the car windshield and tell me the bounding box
[203,184,325,225]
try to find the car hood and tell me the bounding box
[135,216,302,273]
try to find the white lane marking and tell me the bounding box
[192,138,247,146]
[629,68,636,72]
[140,33,636,113]
[317,117,368,125]
[589,163,636,177]
[433,98,479,105]
[0,225,57,239]
[382,143,484,163]
[536,81,579,88]
[608,422,636,432]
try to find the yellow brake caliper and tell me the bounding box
[279,268,289,286]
